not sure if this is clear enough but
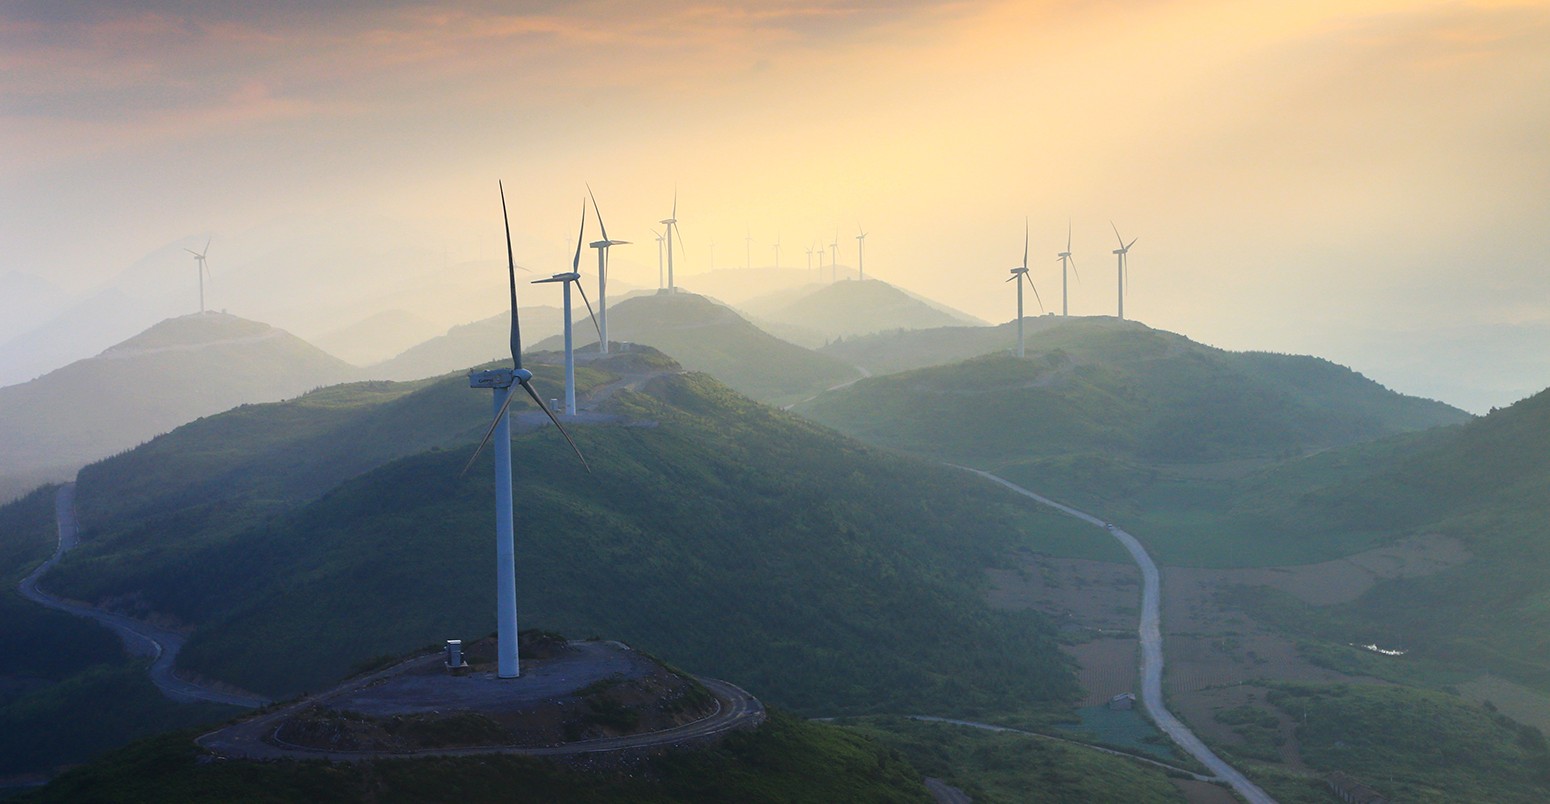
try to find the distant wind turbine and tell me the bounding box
[855,226,868,281]
[659,191,684,292]
[586,185,628,355]
[805,244,814,277]
[463,180,589,679]
[1007,219,1044,358]
[1111,222,1137,320]
[532,200,602,416]
[653,230,665,291]
[1058,220,1080,317]
[184,238,212,314]
[816,244,826,282]
[829,231,839,281]
[773,234,781,270]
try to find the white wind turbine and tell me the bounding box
[1111,222,1137,320]
[855,226,868,280]
[463,181,589,679]
[815,242,825,282]
[1058,221,1080,317]
[531,201,602,416]
[1007,219,1045,358]
[773,234,782,270]
[184,238,212,313]
[659,191,684,292]
[586,186,628,355]
[829,231,839,281]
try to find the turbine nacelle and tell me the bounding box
[533,272,582,284]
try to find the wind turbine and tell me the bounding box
[184,238,212,313]
[855,227,868,281]
[1007,219,1044,358]
[805,244,814,277]
[653,230,666,291]
[586,186,628,355]
[1058,221,1080,317]
[659,191,684,292]
[773,234,781,270]
[829,231,839,281]
[464,181,589,679]
[1111,222,1137,320]
[531,201,602,416]
[816,243,826,282]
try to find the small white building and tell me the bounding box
[1108,692,1136,710]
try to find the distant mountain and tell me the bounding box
[679,265,843,306]
[532,292,860,405]
[308,308,443,366]
[0,270,69,346]
[820,317,1054,375]
[740,279,985,347]
[0,313,357,499]
[367,306,565,381]
[798,317,1469,507]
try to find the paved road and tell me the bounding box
[17,483,268,709]
[197,661,765,762]
[958,467,1277,804]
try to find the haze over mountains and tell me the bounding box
[0,313,357,503]
[738,279,985,348]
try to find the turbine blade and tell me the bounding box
[1126,237,1138,250]
[203,237,211,257]
[1023,218,1029,270]
[575,279,602,343]
[1025,272,1045,312]
[1111,221,1124,247]
[1066,219,1072,253]
[672,188,677,221]
[1070,255,1080,283]
[572,199,587,274]
[499,181,523,371]
[1006,275,1017,283]
[184,248,201,257]
[460,385,521,477]
[520,379,590,473]
[586,183,608,245]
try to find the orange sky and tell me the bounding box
[2,1,1548,409]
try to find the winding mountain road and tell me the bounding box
[959,467,1277,804]
[18,483,267,709]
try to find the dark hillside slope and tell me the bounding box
[39,351,1095,719]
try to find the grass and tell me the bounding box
[18,711,933,804]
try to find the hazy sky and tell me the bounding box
[3,1,1548,410]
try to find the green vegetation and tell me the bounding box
[0,487,235,777]
[842,716,1188,803]
[19,711,932,803]
[10,351,1093,734]
[1263,682,1550,803]
[801,318,1467,566]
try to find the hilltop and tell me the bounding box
[309,308,443,366]
[367,306,566,381]
[0,312,357,502]
[0,347,1104,779]
[741,279,984,348]
[531,292,860,405]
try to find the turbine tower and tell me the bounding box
[1058,221,1080,317]
[1007,219,1045,358]
[855,227,868,281]
[1111,222,1137,320]
[805,244,814,276]
[586,186,629,355]
[817,244,826,282]
[829,231,839,281]
[532,201,601,416]
[184,238,212,313]
[773,234,781,270]
[464,181,588,679]
[653,230,665,291]
[659,191,683,292]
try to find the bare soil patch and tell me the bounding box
[987,555,1139,633]
[1066,638,1139,707]
[1172,777,1241,804]
[1184,533,1469,606]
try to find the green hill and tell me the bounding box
[742,279,984,348]
[367,306,566,381]
[15,711,933,804]
[0,313,358,501]
[1201,387,1550,691]
[533,292,861,405]
[0,348,1119,784]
